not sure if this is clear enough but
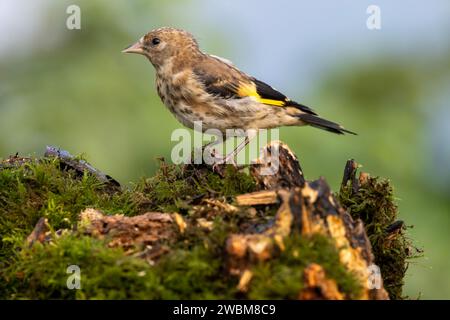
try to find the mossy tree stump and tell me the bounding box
[0,143,414,299]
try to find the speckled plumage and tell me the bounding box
[123,27,355,135]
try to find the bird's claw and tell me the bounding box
[210,152,239,173]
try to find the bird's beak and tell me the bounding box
[122,41,144,55]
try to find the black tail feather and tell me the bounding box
[298,114,357,135]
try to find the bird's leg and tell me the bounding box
[203,138,222,156]
[203,136,226,164]
[223,136,250,165]
[213,130,258,167]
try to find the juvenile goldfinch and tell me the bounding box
[123,27,355,162]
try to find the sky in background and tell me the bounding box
[198,0,450,89]
[1,0,449,88]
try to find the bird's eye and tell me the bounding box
[151,38,161,46]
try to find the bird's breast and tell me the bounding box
[155,72,213,129]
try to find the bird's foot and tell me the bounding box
[211,153,244,174]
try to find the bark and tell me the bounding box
[45,146,120,190]
[227,141,389,299]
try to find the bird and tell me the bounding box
[122,27,355,165]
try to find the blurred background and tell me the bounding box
[0,0,449,299]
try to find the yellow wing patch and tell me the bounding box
[259,98,285,107]
[237,82,286,107]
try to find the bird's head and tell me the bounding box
[122,27,199,70]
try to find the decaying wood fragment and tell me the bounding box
[237,269,253,292]
[235,190,278,206]
[44,146,120,189]
[191,198,240,220]
[79,208,177,256]
[203,199,238,213]
[250,141,305,190]
[173,213,187,234]
[228,141,389,299]
[299,263,344,300]
[196,218,214,230]
[26,217,50,247]
[0,154,32,170]
[341,159,359,194]
[226,234,274,268]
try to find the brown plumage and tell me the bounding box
[123,27,355,136]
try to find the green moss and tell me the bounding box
[1,233,236,299]
[338,174,415,299]
[0,154,367,300]
[155,245,236,299]
[0,156,247,299]
[0,156,253,264]
[0,158,139,265]
[249,234,363,299]
[195,165,256,198]
[133,161,255,212]
[2,222,360,300]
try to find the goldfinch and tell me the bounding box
[123,27,355,163]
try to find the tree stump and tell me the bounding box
[230,141,389,299]
[12,142,398,300]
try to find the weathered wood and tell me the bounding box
[26,217,50,248]
[79,208,177,261]
[341,159,361,195]
[228,141,389,299]
[0,154,32,170]
[299,263,344,300]
[235,190,278,206]
[250,141,305,190]
[44,146,120,189]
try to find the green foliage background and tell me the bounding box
[0,1,449,298]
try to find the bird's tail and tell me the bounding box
[298,113,356,135]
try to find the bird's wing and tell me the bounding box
[193,56,317,115]
[208,54,235,66]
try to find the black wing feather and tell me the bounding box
[284,101,317,115]
[253,78,317,115]
[193,57,317,116]
[252,78,287,101]
[193,70,237,98]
